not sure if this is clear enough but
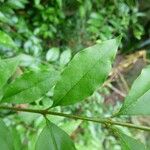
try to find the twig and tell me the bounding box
[117,71,129,92]
[0,105,150,132]
[106,84,126,97]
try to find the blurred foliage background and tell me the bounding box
[0,0,150,150]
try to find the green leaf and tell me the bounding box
[0,57,19,89]
[1,70,59,104]
[117,65,150,115]
[52,37,121,107]
[35,120,76,150]
[46,47,60,62]
[11,128,22,150]
[0,30,16,49]
[0,119,14,150]
[117,130,147,150]
[59,48,72,66]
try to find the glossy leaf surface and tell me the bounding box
[52,37,121,107]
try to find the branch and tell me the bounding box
[0,105,150,132]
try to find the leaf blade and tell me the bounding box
[52,37,121,107]
[46,47,60,62]
[117,65,150,115]
[35,120,76,150]
[0,57,19,89]
[0,119,14,150]
[1,70,59,104]
[116,130,147,150]
[0,30,16,48]
[59,48,72,66]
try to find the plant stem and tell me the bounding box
[0,105,150,132]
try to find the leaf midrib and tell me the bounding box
[119,134,132,150]
[48,124,58,150]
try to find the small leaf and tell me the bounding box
[117,65,150,115]
[52,37,121,107]
[0,30,16,48]
[35,120,76,150]
[0,119,14,150]
[19,54,36,67]
[0,57,19,89]
[59,48,72,66]
[116,129,147,150]
[1,70,59,104]
[46,47,60,62]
